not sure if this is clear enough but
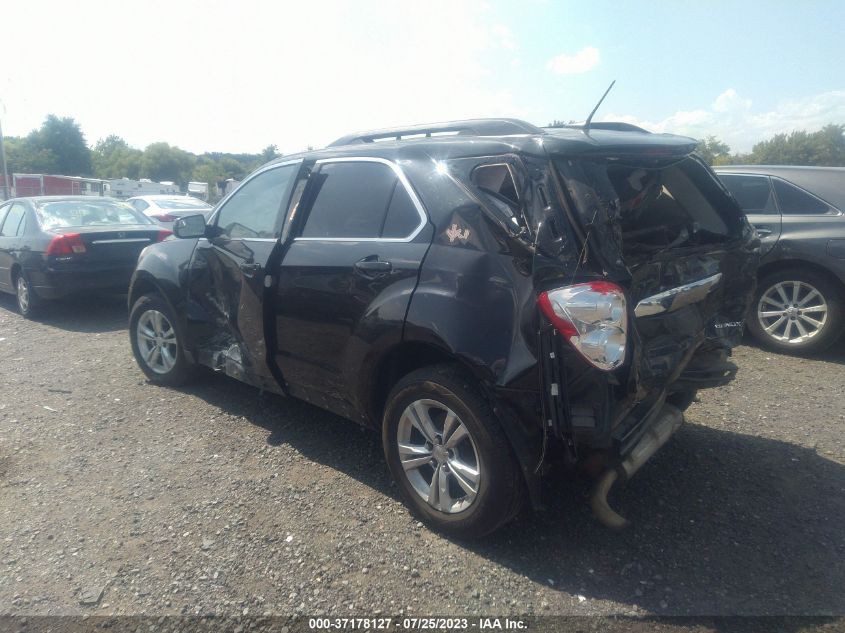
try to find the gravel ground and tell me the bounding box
[1,293,844,623]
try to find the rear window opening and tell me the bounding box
[573,157,744,257]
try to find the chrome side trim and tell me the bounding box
[294,156,429,243]
[634,273,723,318]
[91,238,151,244]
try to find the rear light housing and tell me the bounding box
[150,213,177,222]
[156,229,173,242]
[538,281,627,370]
[46,233,87,256]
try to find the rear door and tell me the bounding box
[717,173,781,255]
[771,176,841,248]
[186,160,301,391]
[273,157,430,418]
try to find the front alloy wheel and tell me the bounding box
[136,309,178,374]
[129,293,194,385]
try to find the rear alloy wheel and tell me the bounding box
[383,364,523,538]
[748,270,843,354]
[129,293,194,385]
[15,273,42,318]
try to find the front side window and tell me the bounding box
[0,203,27,236]
[719,174,776,214]
[772,178,831,215]
[215,164,299,239]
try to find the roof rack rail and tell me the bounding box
[328,118,545,147]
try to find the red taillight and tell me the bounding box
[156,229,173,242]
[538,281,628,371]
[150,213,177,222]
[46,233,87,256]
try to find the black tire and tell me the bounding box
[382,364,524,538]
[14,271,43,318]
[129,293,194,386]
[747,269,844,354]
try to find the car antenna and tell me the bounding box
[583,80,616,131]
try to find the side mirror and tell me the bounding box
[173,214,207,239]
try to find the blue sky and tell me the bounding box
[2,0,843,154]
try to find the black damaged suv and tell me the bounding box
[128,119,758,537]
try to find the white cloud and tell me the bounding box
[606,89,845,152]
[712,88,752,113]
[546,46,601,75]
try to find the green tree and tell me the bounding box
[29,115,92,176]
[92,135,143,179]
[258,144,280,163]
[4,136,59,174]
[747,124,845,166]
[694,136,731,165]
[140,142,196,186]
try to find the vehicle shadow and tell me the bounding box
[739,331,845,366]
[0,292,128,334]
[183,374,845,620]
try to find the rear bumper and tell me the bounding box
[30,265,135,299]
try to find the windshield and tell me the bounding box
[38,200,152,229]
[153,198,212,210]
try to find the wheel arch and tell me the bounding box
[364,340,482,428]
[363,338,544,509]
[757,259,845,296]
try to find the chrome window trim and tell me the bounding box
[209,158,304,234]
[92,238,151,244]
[293,156,429,243]
[634,273,723,318]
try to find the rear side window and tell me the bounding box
[0,203,27,237]
[473,163,519,205]
[772,178,831,215]
[301,161,421,239]
[719,174,776,214]
[381,184,420,238]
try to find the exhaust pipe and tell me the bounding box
[590,404,684,529]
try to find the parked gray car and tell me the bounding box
[714,166,845,353]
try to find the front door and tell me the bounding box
[273,157,431,419]
[186,160,301,392]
